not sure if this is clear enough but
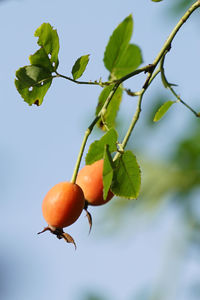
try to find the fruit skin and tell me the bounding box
[76,159,114,206]
[42,182,85,228]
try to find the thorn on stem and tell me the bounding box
[125,89,137,96]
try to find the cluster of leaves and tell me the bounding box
[15,24,89,106]
[15,23,59,106]
[15,15,143,201]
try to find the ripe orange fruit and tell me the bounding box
[76,159,114,206]
[42,182,85,228]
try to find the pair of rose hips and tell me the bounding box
[39,159,113,247]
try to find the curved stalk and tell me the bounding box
[153,0,200,68]
[71,83,120,183]
[160,55,200,118]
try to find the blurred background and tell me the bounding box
[0,0,200,299]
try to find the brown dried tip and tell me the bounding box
[38,226,77,250]
[37,226,52,234]
[34,99,40,106]
[61,232,77,250]
[84,201,92,234]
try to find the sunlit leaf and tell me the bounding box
[113,44,143,78]
[96,85,123,130]
[15,65,52,106]
[15,23,59,105]
[85,128,118,165]
[29,48,53,72]
[104,15,133,73]
[111,150,141,199]
[103,145,114,200]
[34,23,59,70]
[71,55,90,80]
[153,100,175,122]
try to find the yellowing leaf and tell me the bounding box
[153,101,175,122]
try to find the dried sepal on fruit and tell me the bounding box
[38,226,77,249]
[84,200,92,234]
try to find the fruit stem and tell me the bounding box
[71,83,120,184]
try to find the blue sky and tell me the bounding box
[0,0,200,299]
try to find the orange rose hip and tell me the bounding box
[76,159,114,206]
[42,181,85,228]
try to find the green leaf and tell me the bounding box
[153,100,175,122]
[85,128,118,165]
[29,48,53,72]
[113,44,143,78]
[15,23,59,105]
[34,23,59,70]
[111,150,141,199]
[104,15,133,73]
[103,145,114,200]
[151,0,163,2]
[96,85,123,130]
[15,65,52,106]
[72,55,90,80]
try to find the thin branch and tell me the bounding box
[55,71,111,87]
[160,56,200,118]
[124,88,138,97]
[170,88,199,118]
[55,64,154,88]
[114,90,144,162]
[117,65,155,84]
[153,0,200,68]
